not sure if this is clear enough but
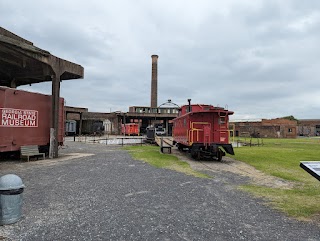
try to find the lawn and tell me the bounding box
[124,145,210,179]
[233,137,320,220]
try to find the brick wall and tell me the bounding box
[298,120,320,136]
[233,118,298,138]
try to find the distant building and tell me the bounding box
[232,118,298,138]
[127,106,179,135]
[65,106,120,135]
[64,105,180,136]
[298,119,320,136]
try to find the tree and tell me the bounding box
[281,115,298,121]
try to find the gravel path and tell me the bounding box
[0,141,319,240]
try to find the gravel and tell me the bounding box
[0,141,319,240]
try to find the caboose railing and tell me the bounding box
[188,121,231,145]
[189,122,211,146]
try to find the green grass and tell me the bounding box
[233,137,320,220]
[124,145,211,179]
[240,185,320,219]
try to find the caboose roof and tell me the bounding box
[179,104,233,116]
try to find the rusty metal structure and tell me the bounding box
[0,27,84,158]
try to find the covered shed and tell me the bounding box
[0,27,84,158]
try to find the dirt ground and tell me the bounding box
[172,148,295,189]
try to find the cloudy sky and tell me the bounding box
[1,0,320,120]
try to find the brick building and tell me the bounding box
[297,119,320,136]
[232,118,298,138]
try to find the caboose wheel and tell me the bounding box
[191,151,201,160]
[216,150,223,162]
[197,151,201,160]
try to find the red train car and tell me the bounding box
[0,87,64,156]
[173,102,234,161]
[121,123,139,136]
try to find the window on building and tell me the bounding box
[288,128,292,133]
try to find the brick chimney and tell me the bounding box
[151,55,158,108]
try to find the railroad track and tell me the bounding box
[155,136,173,153]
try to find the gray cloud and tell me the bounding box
[1,0,320,120]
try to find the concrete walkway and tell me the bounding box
[0,141,319,240]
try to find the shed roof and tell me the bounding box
[0,27,84,87]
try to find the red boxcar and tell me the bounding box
[0,87,64,155]
[121,123,139,136]
[173,103,234,161]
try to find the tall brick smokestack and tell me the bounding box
[151,55,158,108]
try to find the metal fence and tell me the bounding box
[68,135,146,146]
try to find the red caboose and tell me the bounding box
[121,123,139,136]
[173,102,234,161]
[0,87,65,156]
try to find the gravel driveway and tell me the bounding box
[0,141,319,240]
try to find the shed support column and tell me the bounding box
[50,74,60,158]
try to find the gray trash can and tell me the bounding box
[0,174,25,225]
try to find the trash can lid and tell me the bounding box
[0,174,25,190]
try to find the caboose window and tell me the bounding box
[183,118,186,126]
[219,117,226,124]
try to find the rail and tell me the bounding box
[155,136,173,153]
